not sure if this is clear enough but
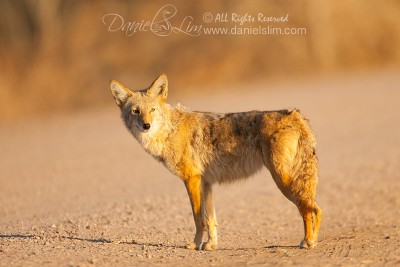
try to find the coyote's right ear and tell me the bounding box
[110,80,132,107]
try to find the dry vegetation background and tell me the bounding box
[0,0,400,121]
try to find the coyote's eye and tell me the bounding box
[150,108,155,112]
[132,108,140,114]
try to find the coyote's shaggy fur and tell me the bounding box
[110,74,321,250]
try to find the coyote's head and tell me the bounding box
[110,74,168,136]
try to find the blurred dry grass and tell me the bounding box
[0,0,399,121]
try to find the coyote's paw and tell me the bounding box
[202,241,218,251]
[186,242,201,250]
[299,239,317,249]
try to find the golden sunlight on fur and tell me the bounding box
[110,74,321,250]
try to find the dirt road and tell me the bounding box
[1,70,399,266]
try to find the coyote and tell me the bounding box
[110,74,321,250]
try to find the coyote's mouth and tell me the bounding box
[135,124,150,133]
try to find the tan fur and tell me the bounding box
[110,74,322,250]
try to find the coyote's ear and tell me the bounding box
[110,80,132,107]
[147,74,168,101]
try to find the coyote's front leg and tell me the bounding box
[184,176,205,250]
[202,181,218,250]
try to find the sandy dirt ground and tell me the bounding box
[1,70,399,266]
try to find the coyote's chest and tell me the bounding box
[137,132,165,157]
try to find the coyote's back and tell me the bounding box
[110,74,321,251]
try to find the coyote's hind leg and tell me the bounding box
[298,203,317,248]
[261,124,321,249]
[295,178,321,249]
[312,203,322,243]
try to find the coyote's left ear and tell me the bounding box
[147,74,168,101]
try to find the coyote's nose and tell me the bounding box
[143,123,151,130]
